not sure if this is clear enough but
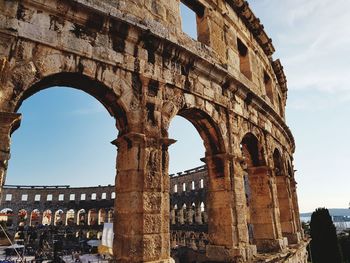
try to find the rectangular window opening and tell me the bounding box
[58,194,64,201]
[5,194,12,201]
[278,94,284,117]
[70,194,75,201]
[102,193,107,199]
[264,71,274,104]
[21,194,28,201]
[47,194,53,201]
[237,38,252,80]
[34,194,41,201]
[81,193,86,201]
[91,193,97,200]
[180,0,205,41]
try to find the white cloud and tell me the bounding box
[250,0,350,110]
[250,0,350,212]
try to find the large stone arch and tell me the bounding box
[9,71,129,133]
[240,132,285,253]
[273,148,298,243]
[167,104,240,260]
[0,0,308,260]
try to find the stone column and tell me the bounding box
[0,112,21,197]
[202,211,208,224]
[190,234,198,250]
[170,208,175,225]
[72,211,78,226]
[195,205,203,224]
[112,132,174,263]
[171,232,177,249]
[11,209,19,229]
[290,178,303,239]
[276,175,300,244]
[187,206,194,224]
[247,166,286,252]
[231,157,257,259]
[204,153,244,262]
[178,207,184,225]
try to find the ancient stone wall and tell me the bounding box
[1,185,115,212]
[0,0,306,262]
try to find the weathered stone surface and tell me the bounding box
[0,0,306,262]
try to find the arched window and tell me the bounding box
[200,202,205,212]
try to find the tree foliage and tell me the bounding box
[339,231,350,263]
[310,208,341,263]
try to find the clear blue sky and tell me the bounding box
[6,1,350,213]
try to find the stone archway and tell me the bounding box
[42,209,52,225]
[240,133,284,253]
[167,106,239,260]
[273,150,300,244]
[0,0,307,260]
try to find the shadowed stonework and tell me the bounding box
[0,0,307,262]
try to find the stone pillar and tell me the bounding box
[178,207,184,225]
[290,179,303,239]
[72,211,78,226]
[202,211,208,224]
[0,112,21,197]
[187,206,194,224]
[171,232,177,249]
[276,175,300,244]
[198,235,206,251]
[204,153,244,262]
[232,157,257,259]
[195,205,203,224]
[170,208,176,225]
[11,209,19,229]
[247,166,286,253]
[112,132,174,263]
[190,235,198,250]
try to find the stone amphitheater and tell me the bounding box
[0,0,308,262]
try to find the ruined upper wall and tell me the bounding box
[0,0,294,150]
[70,0,288,117]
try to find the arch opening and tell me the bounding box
[168,107,225,257]
[0,208,14,227]
[241,133,277,252]
[14,73,127,132]
[273,149,297,244]
[4,72,122,250]
[29,209,41,226]
[42,209,52,225]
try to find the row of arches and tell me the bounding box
[1,208,114,227]
[0,64,300,261]
[171,231,208,251]
[241,132,299,250]
[170,202,207,225]
[14,229,104,240]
